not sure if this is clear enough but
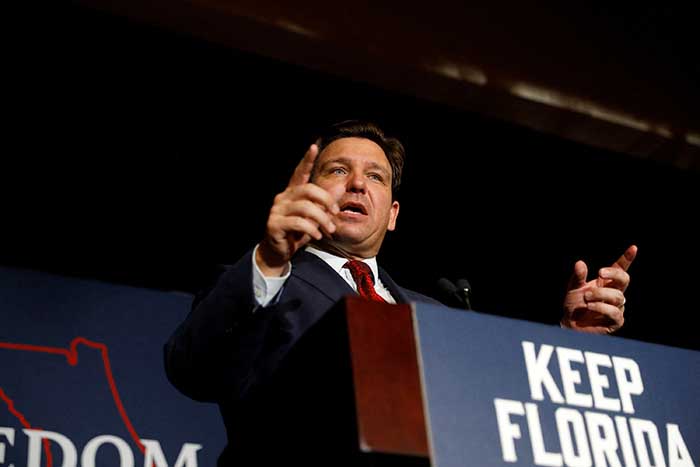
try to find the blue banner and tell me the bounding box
[413,304,699,467]
[0,267,225,467]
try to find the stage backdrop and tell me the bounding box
[0,267,225,467]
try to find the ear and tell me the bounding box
[387,201,400,231]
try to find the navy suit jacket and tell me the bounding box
[165,248,440,466]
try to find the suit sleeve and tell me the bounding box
[163,249,284,403]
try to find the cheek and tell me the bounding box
[316,181,343,197]
[374,196,394,218]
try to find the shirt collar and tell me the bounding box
[305,245,380,282]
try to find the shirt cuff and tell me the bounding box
[251,244,292,307]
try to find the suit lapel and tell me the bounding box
[292,251,355,303]
[378,267,410,304]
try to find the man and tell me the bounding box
[164,120,636,466]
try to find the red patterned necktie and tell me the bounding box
[344,260,387,303]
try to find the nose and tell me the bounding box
[347,172,366,193]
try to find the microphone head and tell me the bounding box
[437,278,470,310]
[455,278,471,293]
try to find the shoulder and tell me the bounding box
[378,265,444,306]
[401,288,443,306]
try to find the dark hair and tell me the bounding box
[314,120,405,198]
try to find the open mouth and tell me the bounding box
[339,201,367,215]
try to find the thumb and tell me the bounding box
[567,260,588,291]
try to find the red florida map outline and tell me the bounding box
[0,337,147,467]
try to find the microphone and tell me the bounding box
[455,278,472,310]
[437,277,472,311]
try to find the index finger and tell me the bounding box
[288,144,319,187]
[611,244,638,271]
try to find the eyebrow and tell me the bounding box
[321,157,391,177]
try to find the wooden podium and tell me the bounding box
[262,295,431,466]
[343,296,429,459]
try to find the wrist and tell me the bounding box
[255,242,289,277]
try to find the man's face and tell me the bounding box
[313,137,400,258]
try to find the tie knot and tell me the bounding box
[344,260,386,303]
[344,260,374,284]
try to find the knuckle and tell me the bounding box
[301,199,316,211]
[292,218,306,230]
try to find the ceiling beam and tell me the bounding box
[76,0,700,169]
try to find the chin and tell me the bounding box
[333,223,369,239]
[332,229,382,252]
[331,231,362,245]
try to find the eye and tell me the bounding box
[330,167,347,175]
[367,173,384,182]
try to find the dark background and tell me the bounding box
[5,1,698,350]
